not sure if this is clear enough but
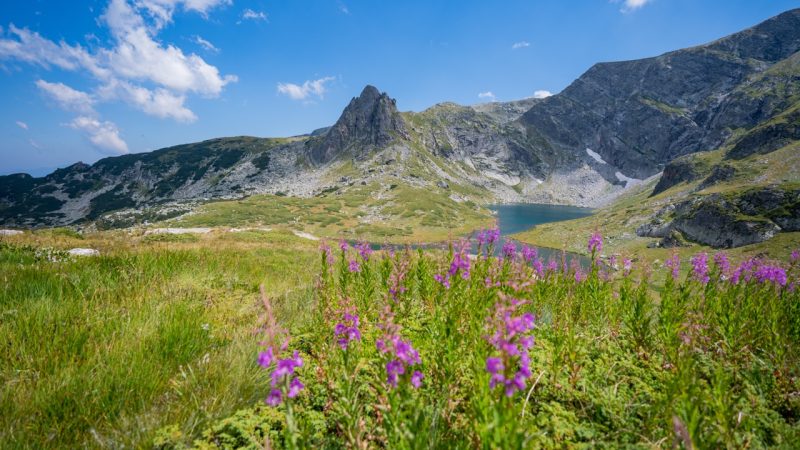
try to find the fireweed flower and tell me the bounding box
[754,264,787,286]
[348,259,361,273]
[691,252,710,284]
[502,241,517,260]
[484,296,536,397]
[665,253,680,280]
[376,306,423,389]
[731,258,757,284]
[339,240,349,252]
[792,250,800,263]
[622,258,633,276]
[257,291,304,407]
[588,231,603,254]
[713,252,730,278]
[521,245,538,264]
[334,312,362,350]
[355,241,373,261]
[435,246,470,288]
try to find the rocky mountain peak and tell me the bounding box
[307,85,407,164]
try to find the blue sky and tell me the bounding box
[0,0,798,176]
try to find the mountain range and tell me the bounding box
[2,8,800,249]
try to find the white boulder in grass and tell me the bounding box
[68,248,100,257]
[0,229,23,236]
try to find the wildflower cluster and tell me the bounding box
[484,296,536,397]
[256,290,304,407]
[376,307,423,389]
[334,310,362,350]
[434,243,470,288]
[588,231,603,254]
[691,252,710,284]
[665,252,681,280]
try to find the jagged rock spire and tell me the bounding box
[308,85,407,164]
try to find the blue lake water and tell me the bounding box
[489,203,594,236]
[489,203,594,265]
[366,203,594,266]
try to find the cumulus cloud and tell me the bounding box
[16,121,28,130]
[618,0,653,13]
[0,0,237,152]
[36,80,96,114]
[102,0,237,95]
[98,79,196,122]
[511,41,530,49]
[69,116,129,154]
[532,90,552,99]
[241,8,268,21]
[193,35,218,52]
[135,0,232,29]
[478,91,497,102]
[277,77,335,101]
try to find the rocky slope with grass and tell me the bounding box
[2,9,800,248]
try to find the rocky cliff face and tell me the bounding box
[519,8,800,179]
[307,85,408,165]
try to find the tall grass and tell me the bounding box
[0,234,318,448]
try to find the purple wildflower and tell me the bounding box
[691,252,710,284]
[713,252,730,278]
[348,259,361,273]
[502,241,517,260]
[266,388,282,407]
[792,250,800,263]
[339,240,349,252]
[411,371,424,389]
[287,377,304,398]
[588,231,603,254]
[665,253,680,281]
[484,295,536,397]
[355,241,373,261]
[258,347,274,368]
[754,264,787,287]
[521,245,538,264]
[334,312,361,350]
[622,258,633,276]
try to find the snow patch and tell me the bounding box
[586,148,607,165]
[615,171,641,188]
[0,229,23,236]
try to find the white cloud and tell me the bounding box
[0,25,109,78]
[69,116,129,154]
[16,121,28,130]
[511,41,530,49]
[478,91,496,102]
[36,80,96,114]
[98,79,196,122]
[618,0,653,13]
[193,35,218,53]
[0,0,236,130]
[277,77,335,101]
[102,0,237,95]
[337,1,350,15]
[241,8,267,21]
[532,90,552,99]
[29,139,42,150]
[135,0,232,29]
